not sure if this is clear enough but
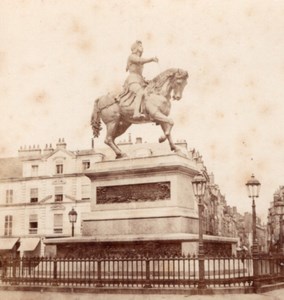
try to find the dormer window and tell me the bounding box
[82,160,90,170]
[31,165,39,177]
[56,163,63,174]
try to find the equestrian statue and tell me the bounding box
[91,41,189,158]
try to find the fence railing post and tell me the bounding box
[280,256,284,277]
[11,256,17,285]
[143,256,152,288]
[252,253,260,290]
[96,258,103,287]
[53,257,58,286]
[198,254,206,289]
[1,257,7,281]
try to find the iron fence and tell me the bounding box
[0,254,283,289]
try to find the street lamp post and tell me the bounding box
[68,208,78,237]
[246,174,261,283]
[192,173,207,289]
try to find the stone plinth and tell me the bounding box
[83,154,200,237]
[44,152,239,257]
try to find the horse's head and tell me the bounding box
[171,69,188,101]
[146,68,188,100]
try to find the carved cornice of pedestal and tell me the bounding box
[85,154,200,181]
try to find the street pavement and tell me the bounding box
[0,289,284,300]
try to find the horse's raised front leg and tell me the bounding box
[150,111,177,151]
[160,122,187,157]
[105,121,127,159]
[160,122,178,152]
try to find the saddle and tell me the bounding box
[116,87,136,108]
[116,83,148,115]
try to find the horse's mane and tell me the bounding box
[146,68,178,94]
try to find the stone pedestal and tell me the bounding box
[44,153,238,257]
[83,154,200,238]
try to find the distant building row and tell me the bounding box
[267,186,284,253]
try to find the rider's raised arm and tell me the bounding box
[129,54,157,65]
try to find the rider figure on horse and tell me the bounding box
[124,40,158,120]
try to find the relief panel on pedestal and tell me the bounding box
[97,181,170,204]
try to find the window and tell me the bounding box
[4,215,12,236]
[82,160,90,170]
[56,164,63,174]
[31,165,38,177]
[29,214,38,234]
[81,184,91,200]
[30,188,38,203]
[53,214,63,234]
[6,189,13,204]
[54,186,63,202]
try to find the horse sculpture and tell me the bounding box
[91,68,188,158]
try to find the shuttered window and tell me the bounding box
[81,184,91,200]
[6,190,13,204]
[30,188,38,203]
[56,164,63,174]
[4,215,13,236]
[29,214,38,234]
[54,214,63,234]
[54,186,63,202]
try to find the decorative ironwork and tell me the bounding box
[97,181,170,204]
[4,253,284,289]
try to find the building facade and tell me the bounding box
[267,187,284,253]
[0,139,98,256]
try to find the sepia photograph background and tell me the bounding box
[1,0,284,230]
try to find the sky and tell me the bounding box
[1,0,284,221]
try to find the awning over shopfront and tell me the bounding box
[0,237,20,250]
[18,238,40,252]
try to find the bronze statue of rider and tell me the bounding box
[125,40,158,119]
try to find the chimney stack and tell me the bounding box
[174,139,187,149]
[43,143,54,155]
[18,144,41,157]
[56,138,67,150]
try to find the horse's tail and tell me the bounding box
[91,98,102,138]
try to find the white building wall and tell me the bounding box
[0,146,93,242]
